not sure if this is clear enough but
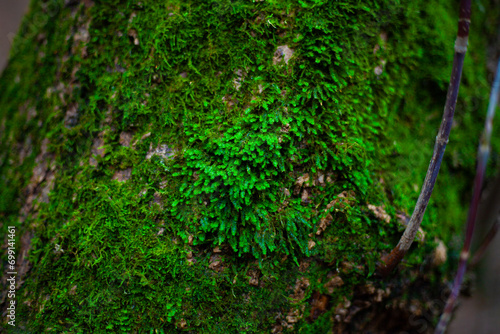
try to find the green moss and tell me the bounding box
[1,0,499,332]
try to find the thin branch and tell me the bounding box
[377,0,472,277]
[470,213,500,267]
[434,56,500,334]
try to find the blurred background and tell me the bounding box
[0,0,30,71]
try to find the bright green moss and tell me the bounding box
[1,0,499,332]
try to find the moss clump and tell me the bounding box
[1,0,499,332]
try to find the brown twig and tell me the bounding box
[434,56,500,334]
[377,0,472,277]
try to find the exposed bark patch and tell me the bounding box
[233,69,245,91]
[151,192,163,208]
[207,250,232,273]
[20,138,55,223]
[131,131,151,148]
[89,132,105,167]
[128,29,139,45]
[112,168,132,182]
[18,101,37,123]
[107,59,127,73]
[186,249,196,265]
[208,254,222,271]
[273,304,305,332]
[176,318,187,329]
[18,135,33,166]
[333,282,391,328]
[247,268,260,286]
[222,94,237,111]
[290,276,310,301]
[64,103,79,128]
[339,261,365,275]
[72,20,90,58]
[68,284,77,295]
[285,308,300,323]
[146,143,174,160]
[280,123,290,133]
[298,258,311,273]
[1,137,55,312]
[300,188,310,204]
[316,190,356,236]
[367,204,391,224]
[46,83,70,106]
[37,171,55,206]
[119,132,133,147]
[373,32,388,76]
[432,239,447,266]
[273,45,294,65]
[309,291,330,321]
[295,173,310,187]
[324,274,344,295]
[326,191,355,211]
[316,214,333,236]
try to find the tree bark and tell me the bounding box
[0,0,498,332]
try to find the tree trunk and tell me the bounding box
[1,0,498,332]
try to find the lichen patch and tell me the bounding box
[145,143,174,160]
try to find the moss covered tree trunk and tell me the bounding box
[1,0,499,332]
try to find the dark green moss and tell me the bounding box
[1,0,499,332]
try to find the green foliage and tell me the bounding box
[0,0,498,332]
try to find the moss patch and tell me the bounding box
[1,0,499,332]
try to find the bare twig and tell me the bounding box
[434,57,500,334]
[377,0,472,277]
[470,214,500,267]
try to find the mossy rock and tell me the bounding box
[1,0,499,332]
